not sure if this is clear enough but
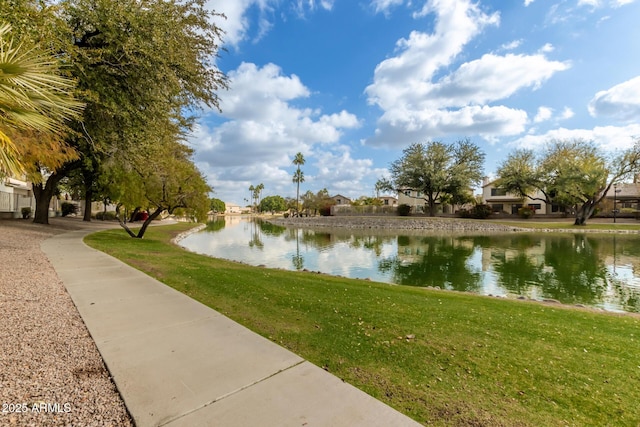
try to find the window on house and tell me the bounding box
[529,204,541,211]
[492,204,503,212]
[491,188,507,196]
[404,190,411,196]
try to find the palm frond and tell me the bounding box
[0,129,25,177]
[0,23,84,133]
[0,22,84,177]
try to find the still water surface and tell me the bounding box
[180,217,640,313]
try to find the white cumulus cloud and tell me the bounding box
[370,0,405,14]
[508,123,640,152]
[206,0,257,47]
[588,76,640,122]
[534,107,553,123]
[365,0,569,146]
[189,62,361,203]
[313,147,388,197]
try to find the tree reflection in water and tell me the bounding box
[193,219,640,313]
[378,235,482,292]
[376,232,640,312]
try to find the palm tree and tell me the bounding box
[257,182,264,207]
[248,185,255,213]
[292,152,305,215]
[251,183,264,212]
[0,23,83,177]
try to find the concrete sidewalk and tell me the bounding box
[41,228,423,427]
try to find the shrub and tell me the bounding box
[96,211,117,220]
[61,202,77,217]
[319,206,333,216]
[459,204,491,219]
[283,212,290,218]
[397,204,412,216]
[21,207,31,219]
[518,206,535,219]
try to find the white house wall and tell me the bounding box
[0,181,35,218]
[482,181,550,214]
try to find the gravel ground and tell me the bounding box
[0,219,132,427]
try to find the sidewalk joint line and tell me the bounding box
[158,359,307,426]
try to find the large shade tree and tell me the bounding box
[3,0,228,224]
[111,129,211,238]
[388,140,485,216]
[496,139,640,225]
[259,195,287,213]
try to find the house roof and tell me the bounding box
[605,183,640,200]
[482,178,499,188]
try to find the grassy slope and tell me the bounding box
[493,220,640,231]
[85,224,640,427]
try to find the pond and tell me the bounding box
[179,216,640,313]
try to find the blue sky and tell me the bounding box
[190,0,640,206]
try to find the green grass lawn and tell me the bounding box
[85,224,640,426]
[493,219,640,231]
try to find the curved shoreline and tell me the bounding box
[267,215,639,234]
[269,216,524,232]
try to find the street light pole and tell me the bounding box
[614,183,618,223]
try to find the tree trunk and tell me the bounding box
[129,207,140,223]
[116,204,137,237]
[574,201,596,226]
[428,195,436,217]
[135,207,164,238]
[117,205,164,238]
[32,172,64,225]
[83,187,93,222]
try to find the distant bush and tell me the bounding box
[459,204,491,219]
[21,207,31,219]
[95,211,117,220]
[518,206,535,219]
[61,202,77,217]
[397,204,412,216]
[319,206,333,216]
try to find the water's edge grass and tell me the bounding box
[85,223,640,426]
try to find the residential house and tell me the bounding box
[603,183,640,214]
[397,189,427,213]
[482,178,553,215]
[397,189,465,214]
[378,196,398,207]
[482,177,640,216]
[224,202,243,215]
[0,177,35,219]
[330,194,351,205]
